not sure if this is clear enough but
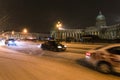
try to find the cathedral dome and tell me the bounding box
[96,11,105,21]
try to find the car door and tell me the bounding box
[107,46,120,65]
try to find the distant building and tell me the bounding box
[51,11,120,41]
[96,11,107,28]
[51,29,84,41]
[1,31,50,40]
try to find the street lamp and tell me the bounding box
[56,21,62,41]
[56,21,62,30]
[11,30,15,35]
[22,28,28,40]
[23,28,28,34]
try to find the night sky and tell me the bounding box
[0,0,120,33]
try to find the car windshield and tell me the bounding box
[54,41,60,44]
[8,39,15,41]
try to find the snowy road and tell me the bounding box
[0,41,119,80]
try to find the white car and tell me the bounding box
[85,44,120,74]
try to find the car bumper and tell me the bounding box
[58,48,66,51]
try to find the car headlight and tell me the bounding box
[8,41,12,44]
[57,46,62,48]
[37,44,41,48]
[64,45,67,47]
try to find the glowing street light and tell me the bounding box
[12,30,15,35]
[56,21,62,30]
[22,28,28,40]
[23,28,28,34]
[56,21,62,41]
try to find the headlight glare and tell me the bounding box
[64,45,67,47]
[58,46,62,48]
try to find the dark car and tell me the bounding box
[5,39,17,46]
[41,40,67,52]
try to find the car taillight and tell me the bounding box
[86,52,91,56]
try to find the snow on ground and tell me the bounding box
[0,41,119,80]
[1,40,112,64]
[2,41,104,61]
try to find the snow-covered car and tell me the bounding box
[85,44,120,74]
[41,40,67,52]
[5,39,17,46]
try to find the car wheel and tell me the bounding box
[41,47,45,50]
[41,45,45,50]
[53,48,57,52]
[96,62,112,74]
[42,48,45,50]
[50,47,53,51]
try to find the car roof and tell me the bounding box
[94,44,120,50]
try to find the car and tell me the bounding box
[5,39,17,46]
[85,44,120,74]
[41,40,67,52]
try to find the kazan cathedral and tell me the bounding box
[51,11,120,42]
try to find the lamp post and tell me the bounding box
[56,21,62,41]
[11,30,15,35]
[23,28,28,34]
[23,28,28,39]
[11,30,15,39]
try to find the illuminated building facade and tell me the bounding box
[51,11,120,41]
